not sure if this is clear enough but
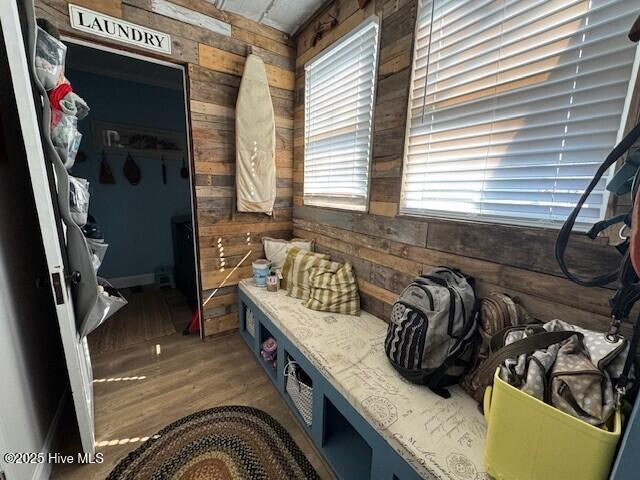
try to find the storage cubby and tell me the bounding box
[284,351,313,428]
[243,304,256,338]
[259,323,278,379]
[238,288,426,480]
[238,302,255,348]
[322,396,373,480]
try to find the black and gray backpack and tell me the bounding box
[384,267,477,398]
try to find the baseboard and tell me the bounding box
[108,273,156,289]
[32,389,67,480]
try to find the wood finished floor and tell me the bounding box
[52,331,334,479]
[87,287,179,356]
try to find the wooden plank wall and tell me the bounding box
[35,0,295,336]
[293,0,635,334]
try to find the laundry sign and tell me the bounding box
[68,4,172,54]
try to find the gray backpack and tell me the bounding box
[384,268,477,398]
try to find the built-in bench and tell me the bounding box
[238,279,487,480]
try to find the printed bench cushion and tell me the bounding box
[240,280,488,480]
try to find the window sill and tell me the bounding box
[398,208,590,233]
[303,199,368,213]
[395,209,613,245]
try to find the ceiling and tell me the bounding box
[212,0,324,35]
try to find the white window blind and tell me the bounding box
[304,17,379,211]
[401,0,639,228]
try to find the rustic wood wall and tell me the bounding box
[293,0,634,334]
[32,0,638,337]
[36,0,295,336]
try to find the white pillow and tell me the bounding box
[262,238,313,270]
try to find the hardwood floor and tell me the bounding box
[52,331,334,479]
[87,286,178,355]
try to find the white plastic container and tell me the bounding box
[252,259,271,288]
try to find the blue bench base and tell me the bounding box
[238,288,424,480]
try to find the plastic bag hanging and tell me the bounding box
[35,26,66,90]
[86,238,108,273]
[69,175,90,226]
[49,82,89,169]
[51,113,82,169]
[80,278,127,337]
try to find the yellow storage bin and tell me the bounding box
[484,369,621,480]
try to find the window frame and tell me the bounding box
[302,15,381,213]
[398,0,640,231]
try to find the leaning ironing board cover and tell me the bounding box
[235,54,277,215]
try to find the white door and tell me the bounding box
[0,0,95,454]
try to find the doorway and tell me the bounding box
[62,39,200,353]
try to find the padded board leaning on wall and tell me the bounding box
[35,0,296,336]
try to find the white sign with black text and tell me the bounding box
[68,4,172,54]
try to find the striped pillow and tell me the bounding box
[305,262,360,316]
[287,250,336,300]
[281,247,329,293]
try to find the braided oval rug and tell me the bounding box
[107,406,320,480]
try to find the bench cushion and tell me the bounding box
[240,280,488,479]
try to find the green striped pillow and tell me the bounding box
[305,262,360,316]
[283,248,330,298]
[281,246,301,290]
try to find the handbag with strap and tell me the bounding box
[472,325,574,405]
[554,17,640,401]
[554,122,640,408]
[487,320,628,425]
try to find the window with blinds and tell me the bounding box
[401,0,639,228]
[304,17,379,211]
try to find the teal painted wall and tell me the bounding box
[67,69,191,281]
[611,394,640,479]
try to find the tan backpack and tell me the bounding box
[460,292,533,404]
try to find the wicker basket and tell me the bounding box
[245,307,255,338]
[285,361,313,427]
